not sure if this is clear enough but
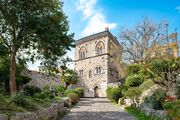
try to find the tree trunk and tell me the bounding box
[9,50,17,97]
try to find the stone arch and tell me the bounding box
[79,46,87,59]
[94,86,99,97]
[95,41,105,55]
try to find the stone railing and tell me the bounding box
[0,100,69,120]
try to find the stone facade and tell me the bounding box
[21,69,61,89]
[74,28,123,97]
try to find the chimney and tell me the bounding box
[105,27,109,31]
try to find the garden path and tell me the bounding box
[61,98,136,120]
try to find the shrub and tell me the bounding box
[106,87,122,103]
[24,85,41,97]
[74,88,84,98]
[64,89,75,96]
[144,89,167,110]
[55,85,65,96]
[126,64,142,75]
[11,91,30,107]
[34,86,54,100]
[67,93,79,105]
[125,74,143,87]
[125,106,161,120]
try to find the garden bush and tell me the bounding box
[24,85,41,97]
[106,87,122,103]
[144,89,167,110]
[11,91,30,107]
[34,86,53,100]
[74,88,84,98]
[126,64,142,75]
[125,74,143,87]
[55,85,65,96]
[67,93,79,105]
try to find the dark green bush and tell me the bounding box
[144,89,167,110]
[74,88,84,98]
[125,74,143,87]
[106,87,122,103]
[55,85,65,96]
[11,91,30,107]
[24,85,41,97]
[67,93,79,105]
[34,86,53,100]
[126,64,142,75]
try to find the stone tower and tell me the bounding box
[74,28,123,97]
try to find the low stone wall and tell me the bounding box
[0,101,67,120]
[140,103,166,119]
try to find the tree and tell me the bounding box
[0,0,74,96]
[119,18,166,63]
[149,58,180,94]
[61,69,78,90]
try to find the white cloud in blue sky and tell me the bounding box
[75,0,117,36]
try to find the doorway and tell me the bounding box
[94,86,99,98]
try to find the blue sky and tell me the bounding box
[28,0,180,70]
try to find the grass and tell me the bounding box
[125,106,161,120]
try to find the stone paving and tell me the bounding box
[61,98,136,120]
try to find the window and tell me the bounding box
[89,70,92,78]
[96,66,102,74]
[96,41,104,55]
[79,47,87,59]
[97,46,102,55]
[79,70,84,76]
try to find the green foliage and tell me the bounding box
[125,106,161,120]
[55,85,65,96]
[34,86,54,100]
[61,69,79,89]
[67,93,79,105]
[24,85,41,97]
[64,88,84,98]
[106,87,123,103]
[144,89,167,110]
[10,91,30,107]
[74,88,84,98]
[164,100,180,119]
[126,64,142,75]
[125,74,143,87]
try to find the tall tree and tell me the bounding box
[119,18,166,63]
[0,0,74,96]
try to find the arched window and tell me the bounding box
[89,70,92,78]
[79,47,87,59]
[96,41,104,55]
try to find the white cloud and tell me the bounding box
[76,0,117,36]
[82,13,117,36]
[76,0,97,19]
[176,6,180,13]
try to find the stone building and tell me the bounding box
[74,28,123,97]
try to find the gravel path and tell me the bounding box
[61,98,136,120]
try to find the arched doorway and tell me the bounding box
[94,86,99,98]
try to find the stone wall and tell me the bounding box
[140,103,166,119]
[0,101,67,120]
[21,69,61,89]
